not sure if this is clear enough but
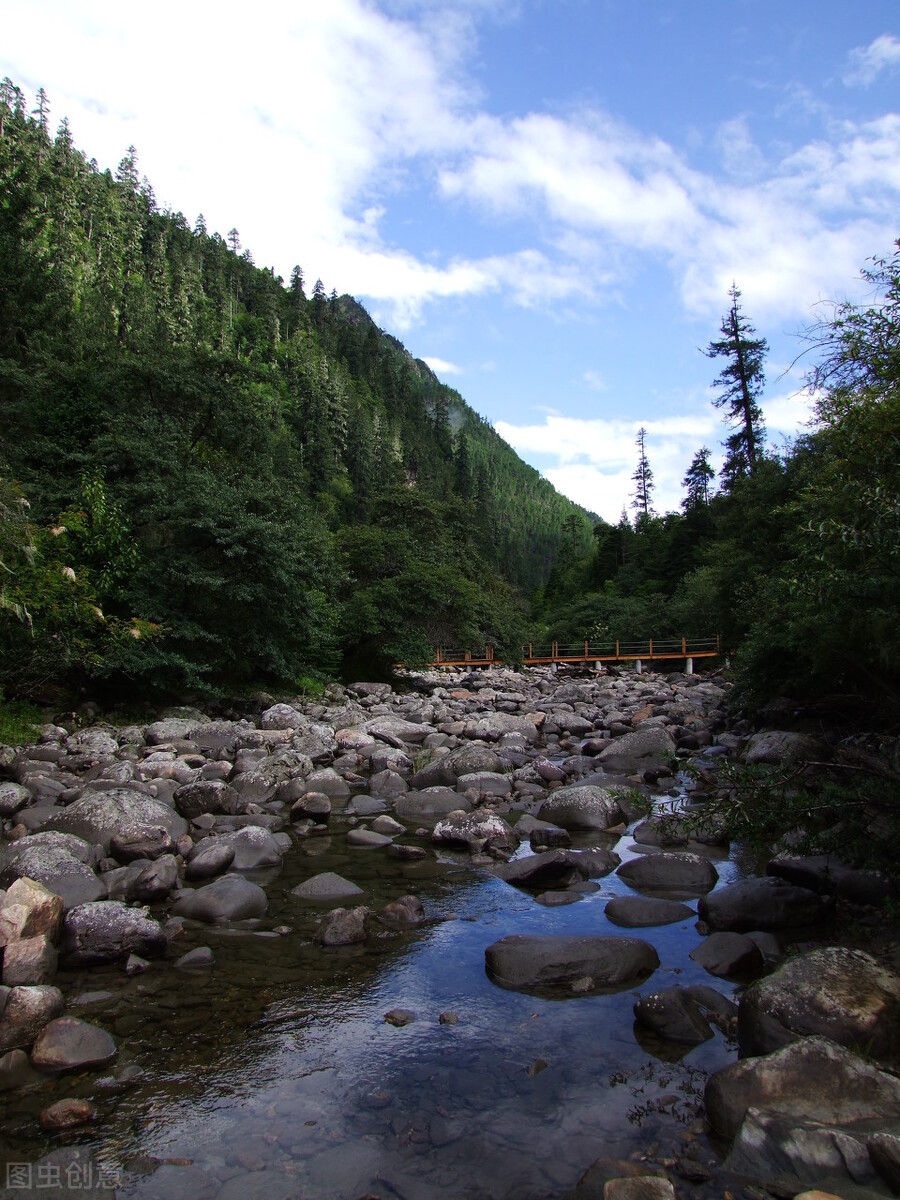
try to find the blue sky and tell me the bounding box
[3,0,899,519]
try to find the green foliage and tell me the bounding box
[0,82,584,699]
[681,759,900,882]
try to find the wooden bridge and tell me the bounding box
[429,636,720,671]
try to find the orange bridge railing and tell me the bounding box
[428,636,720,669]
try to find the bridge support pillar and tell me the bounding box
[550,662,557,674]
[635,659,643,674]
[685,657,693,675]
[594,661,602,673]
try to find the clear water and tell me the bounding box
[0,786,758,1200]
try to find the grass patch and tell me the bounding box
[0,697,44,747]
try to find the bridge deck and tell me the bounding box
[428,637,720,668]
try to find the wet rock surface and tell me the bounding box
[0,665,895,1200]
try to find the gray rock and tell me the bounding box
[596,726,676,773]
[456,770,512,797]
[260,703,304,730]
[616,851,718,896]
[370,815,405,836]
[744,729,824,765]
[394,788,473,819]
[0,782,32,817]
[485,934,658,995]
[432,810,518,853]
[493,849,579,890]
[214,826,284,870]
[0,1047,37,1091]
[689,931,764,978]
[724,1108,878,1193]
[633,986,715,1045]
[172,875,268,923]
[738,946,900,1058]
[174,946,215,971]
[0,876,64,941]
[173,779,242,820]
[187,720,250,757]
[292,872,364,902]
[466,712,539,743]
[378,895,425,927]
[0,985,64,1051]
[346,828,393,849]
[705,1035,900,1142]
[60,902,167,966]
[30,1017,116,1071]
[537,784,624,832]
[367,769,407,798]
[367,716,436,745]
[109,827,177,862]
[128,854,178,903]
[1,936,57,986]
[145,718,200,744]
[869,1132,900,1192]
[290,793,332,822]
[697,876,832,931]
[0,834,106,911]
[43,789,188,852]
[766,853,893,906]
[184,840,236,881]
[316,905,370,946]
[605,896,695,927]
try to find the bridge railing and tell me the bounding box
[422,637,720,668]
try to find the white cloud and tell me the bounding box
[422,356,463,375]
[582,370,608,392]
[3,0,900,338]
[495,413,722,521]
[844,34,900,87]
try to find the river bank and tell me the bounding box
[0,665,898,1200]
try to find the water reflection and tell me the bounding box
[1,792,758,1199]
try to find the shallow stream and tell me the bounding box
[1,783,766,1200]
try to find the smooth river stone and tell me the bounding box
[31,1017,116,1071]
[172,875,268,923]
[605,895,695,927]
[485,934,658,995]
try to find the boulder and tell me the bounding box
[0,782,32,817]
[377,895,425,927]
[0,877,63,942]
[689,932,764,978]
[0,834,106,911]
[432,810,518,853]
[485,934,658,995]
[127,854,179,904]
[616,851,718,896]
[144,717,200,744]
[30,1017,116,1071]
[536,785,624,832]
[766,853,893,906]
[259,703,305,730]
[596,726,676,774]
[633,986,715,1045]
[697,877,832,932]
[173,780,242,821]
[214,826,284,870]
[44,789,187,853]
[184,841,236,882]
[2,936,58,986]
[39,1098,97,1131]
[744,729,824,766]
[60,902,167,966]
[723,1108,879,1195]
[346,828,393,849]
[605,896,695,928]
[315,905,370,946]
[0,985,64,1051]
[466,713,539,743]
[738,946,900,1059]
[109,827,177,862]
[292,872,364,902]
[172,875,268,923]
[367,716,436,745]
[395,789,473,819]
[705,1036,900,1142]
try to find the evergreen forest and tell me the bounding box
[1,82,899,723]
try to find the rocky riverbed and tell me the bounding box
[0,666,898,1200]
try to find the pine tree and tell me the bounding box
[705,283,767,485]
[631,426,655,522]
[681,446,715,512]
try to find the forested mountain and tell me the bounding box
[0,82,594,698]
